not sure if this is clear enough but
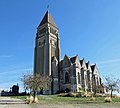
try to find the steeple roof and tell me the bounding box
[38,11,57,28]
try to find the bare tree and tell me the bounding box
[91,82,103,96]
[22,73,52,100]
[105,76,120,98]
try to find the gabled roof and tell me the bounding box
[62,54,71,67]
[70,56,77,63]
[64,54,70,60]
[80,58,84,66]
[80,58,87,70]
[86,61,90,69]
[63,54,71,64]
[86,62,89,69]
[91,64,96,72]
[91,64,100,75]
[38,11,57,28]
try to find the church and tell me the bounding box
[34,11,102,94]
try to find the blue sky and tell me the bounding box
[0,0,120,92]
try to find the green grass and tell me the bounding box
[10,96,27,101]
[112,97,120,102]
[40,95,120,103]
[12,95,120,106]
[12,95,120,102]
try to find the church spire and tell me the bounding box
[38,11,57,28]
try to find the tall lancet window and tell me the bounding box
[65,72,69,84]
[78,72,80,84]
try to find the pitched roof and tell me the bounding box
[91,65,96,72]
[70,56,77,63]
[38,11,57,28]
[80,58,84,66]
[62,54,71,67]
[86,62,88,69]
[86,61,90,69]
[64,54,70,60]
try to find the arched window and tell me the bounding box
[78,72,80,84]
[65,72,69,84]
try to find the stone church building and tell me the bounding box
[34,11,102,94]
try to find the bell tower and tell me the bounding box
[34,11,60,94]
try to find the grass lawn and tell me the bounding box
[12,95,120,108]
[11,96,27,100]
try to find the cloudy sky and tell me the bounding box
[0,0,120,92]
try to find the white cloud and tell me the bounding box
[97,58,120,65]
[96,58,120,70]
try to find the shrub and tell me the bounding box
[90,97,96,101]
[34,96,38,103]
[95,93,106,97]
[58,91,93,98]
[26,94,34,104]
[58,92,80,97]
[68,92,76,97]
[83,92,92,97]
[104,97,112,103]
[58,93,68,97]
[68,92,83,97]
[76,92,82,97]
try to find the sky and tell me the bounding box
[0,0,120,92]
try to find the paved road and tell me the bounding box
[0,97,31,108]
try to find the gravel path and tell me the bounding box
[0,97,31,108]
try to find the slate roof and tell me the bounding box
[91,65,96,72]
[86,62,88,69]
[38,11,57,28]
[86,61,90,69]
[80,59,84,66]
[70,56,77,63]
